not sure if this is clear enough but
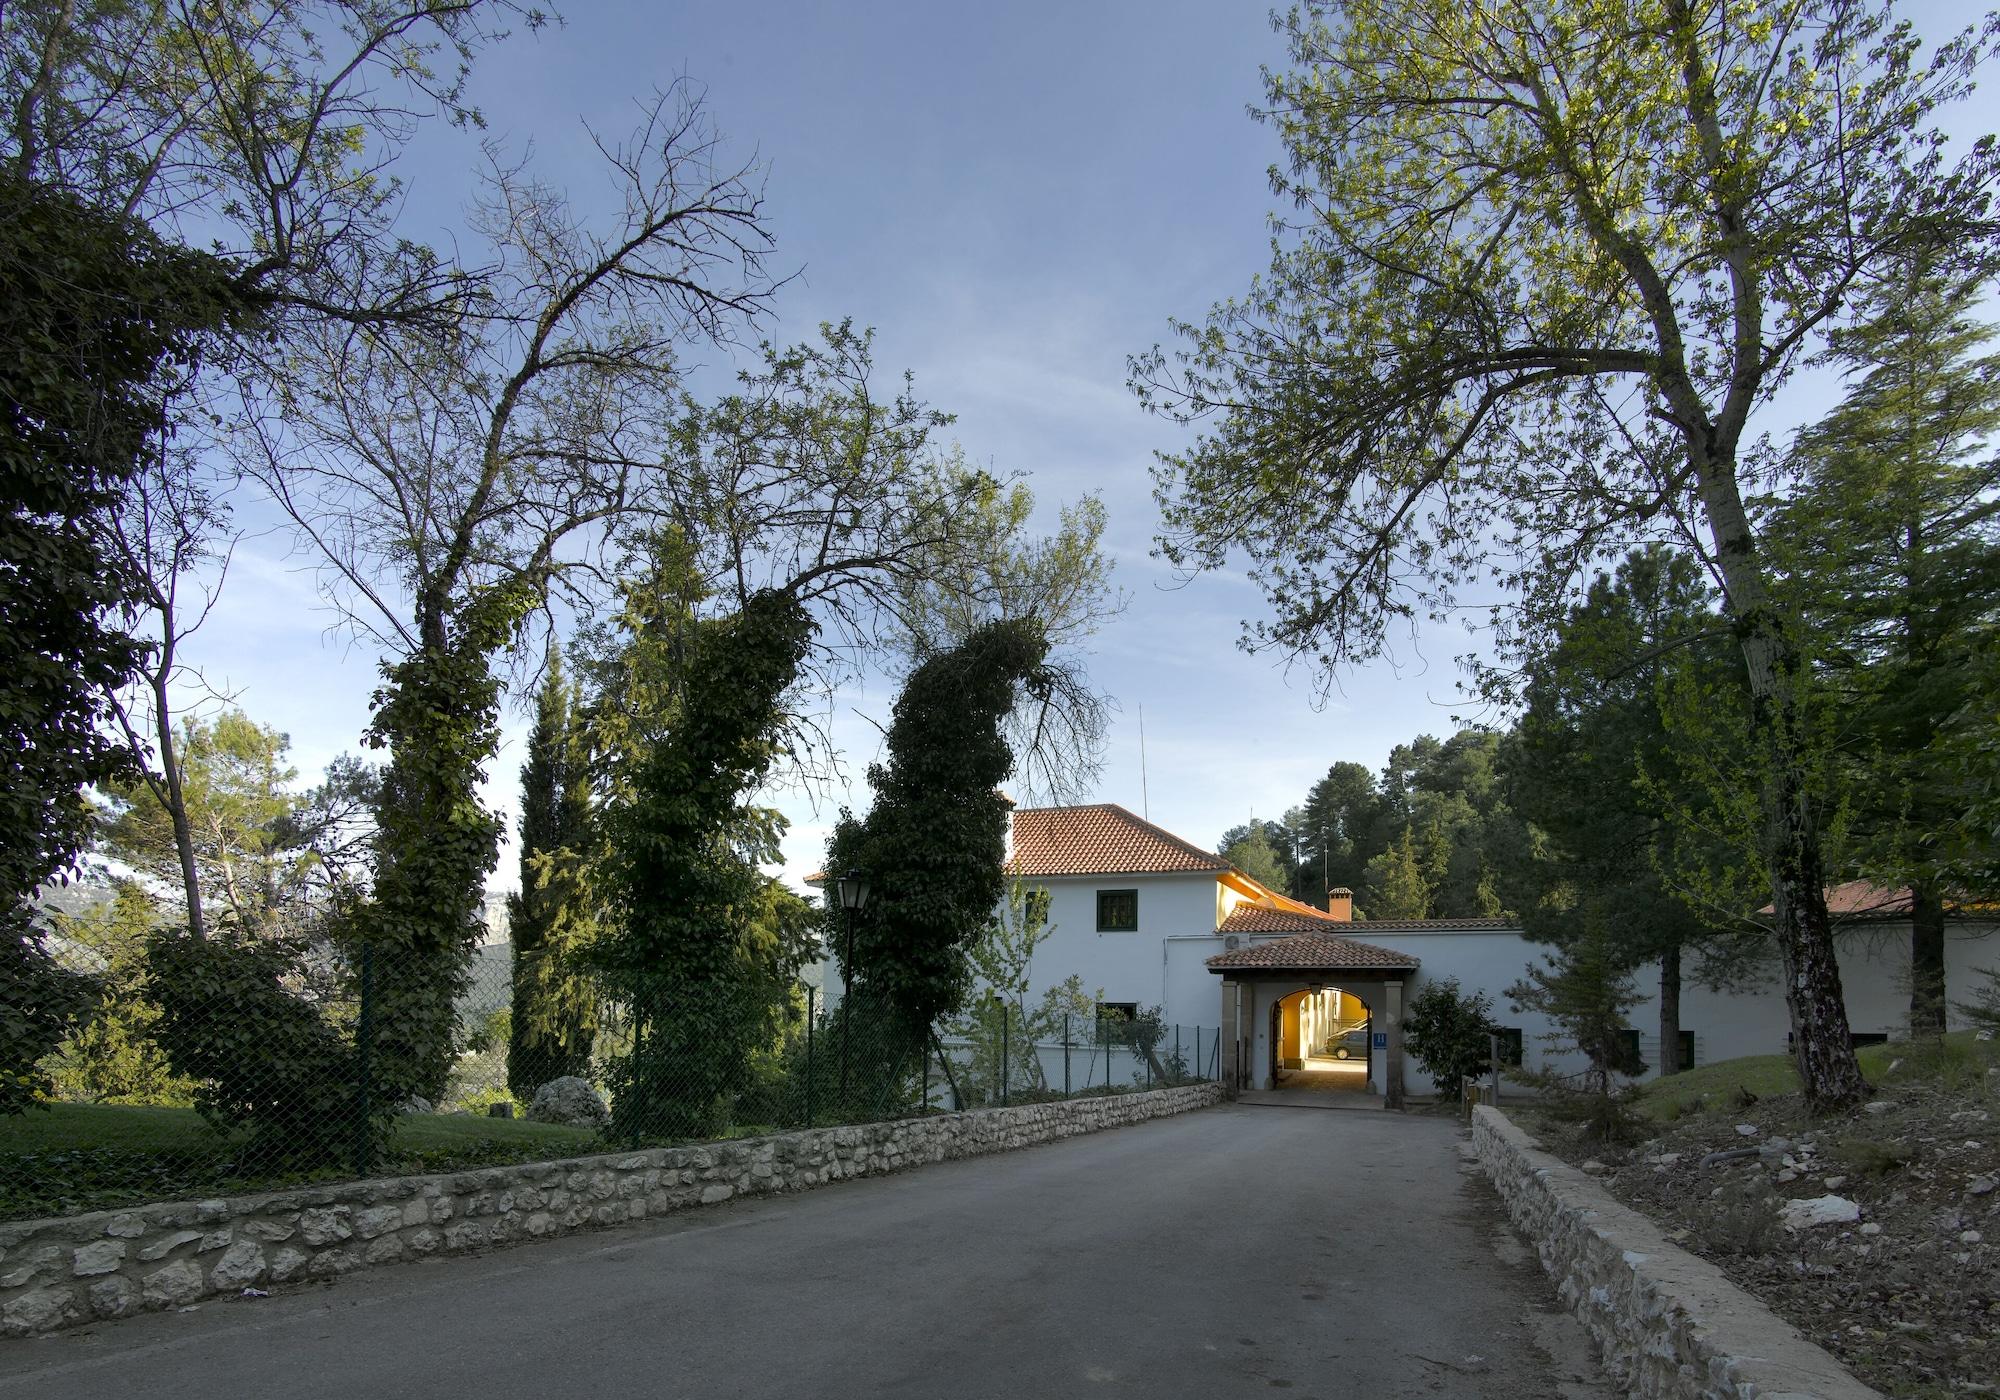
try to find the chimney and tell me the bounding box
[1325,887,1353,922]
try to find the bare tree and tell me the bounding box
[233,85,778,1102]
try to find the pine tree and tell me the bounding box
[506,652,599,1099]
[1363,826,1431,919]
[1779,263,2000,1036]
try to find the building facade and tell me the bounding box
[997,803,2000,1105]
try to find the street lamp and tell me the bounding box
[835,869,871,1105]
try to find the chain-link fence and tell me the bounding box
[4,922,1219,1222]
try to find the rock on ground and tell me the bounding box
[527,1077,609,1128]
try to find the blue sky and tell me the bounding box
[186,1,1998,893]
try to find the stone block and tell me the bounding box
[268,1247,312,1283]
[140,1258,205,1307]
[240,1218,296,1243]
[4,1286,82,1335]
[209,1242,267,1290]
[298,1207,352,1246]
[306,1248,357,1279]
[137,1230,202,1262]
[71,1240,127,1276]
[87,1275,137,1319]
[354,1206,403,1240]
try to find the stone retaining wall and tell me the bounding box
[2,1083,1222,1337]
[1472,1105,1879,1399]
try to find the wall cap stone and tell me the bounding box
[1472,1104,1881,1400]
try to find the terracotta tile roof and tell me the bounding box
[1757,881,1999,919]
[1205,931,1421,972]
[1221,906,1353,934]
[1008,803,1230,877]
[1345,917,1522,931]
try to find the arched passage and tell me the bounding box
[1268,985,1373,1091]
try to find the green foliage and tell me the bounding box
[0,173,243,1107]
[826,618,1052,1060]
[598,590,816,1140]
[143,931,369,1169]
[100,711,323,936]
[1508,924,1648,1097]
[506,654,599,1098]
[1219,825,1292,892]
[1774,262,2000,1030]
[1364,826,1434,920]
[359,579,534,1106]
[0,924,99,1116]
[1402,978,1499,1092]
[43,885,192,1107]
[1830,1136,1914,1177]
[1133,0,1999,1114]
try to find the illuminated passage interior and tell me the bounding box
[1275,987,1372,1089]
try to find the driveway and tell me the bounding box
[0,1106,1609,1399]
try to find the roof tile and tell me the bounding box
[1205,931,1421,972]
[1008,804,1230,877]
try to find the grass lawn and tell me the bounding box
[1635,1030,1991,1120]
[0,1102,602,1222]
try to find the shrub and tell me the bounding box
[1404,977,1500,1091]
[144,931,377,1168]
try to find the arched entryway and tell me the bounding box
[1206,929,1421,1107]
[1267,985,1373,1092]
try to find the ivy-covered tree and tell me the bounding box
[506,652,599,1098]
[825,618,1052,1061]
[597,589,817,1139]
[0,171,244,1109]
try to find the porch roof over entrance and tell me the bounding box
[1205,930,1420,974]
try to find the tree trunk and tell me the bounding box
[1693,457,1868,1113]
[1910,882,1948,1039]
[1658,943,1682,1077]
[150,650,204,941]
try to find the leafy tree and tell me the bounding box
[597,590,817,1139]
[825,619,1052,1062]
[1403,978,1500,1093]
[100,711,313,935]
[1299,761,1383,898]
[1131,0,2000,1110]
[0,171,241,1107]
[1218,822,1293,891]
[1363,827,1432,920]
[1509,925,1649,1095]
[44,884,193,1106]
[1775,263,2000,1035]
[506,654,599,1098]
[1508,547,1740,1075]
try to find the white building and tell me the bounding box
[997,803,2000,1106]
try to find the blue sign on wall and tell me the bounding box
[1372,1032,1388,1048]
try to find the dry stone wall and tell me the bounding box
[1472,1105,1880,1400]
[1,1083,1221,1337]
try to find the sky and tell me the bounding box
[179,1,2000,896]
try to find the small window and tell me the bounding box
[1098,1001,1138,1023]
[1096,888,1138,931]
[1494,1027,1524,1067]
[1616,1028,1649,1074]
[1850,1032,1889,1049]
[1659,1029,1696,1074]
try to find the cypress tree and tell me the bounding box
[506,651,599,1098]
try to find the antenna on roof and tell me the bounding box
[1138,702,1150,820]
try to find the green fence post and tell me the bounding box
[999,1002,1009,1107]
[804,984,816,1127]
[354,942,374,1179]
[1063,1014,1071,1098]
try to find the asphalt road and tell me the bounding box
[0,1105,1610,1400]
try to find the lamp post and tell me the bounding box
[836,869,871,1106]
